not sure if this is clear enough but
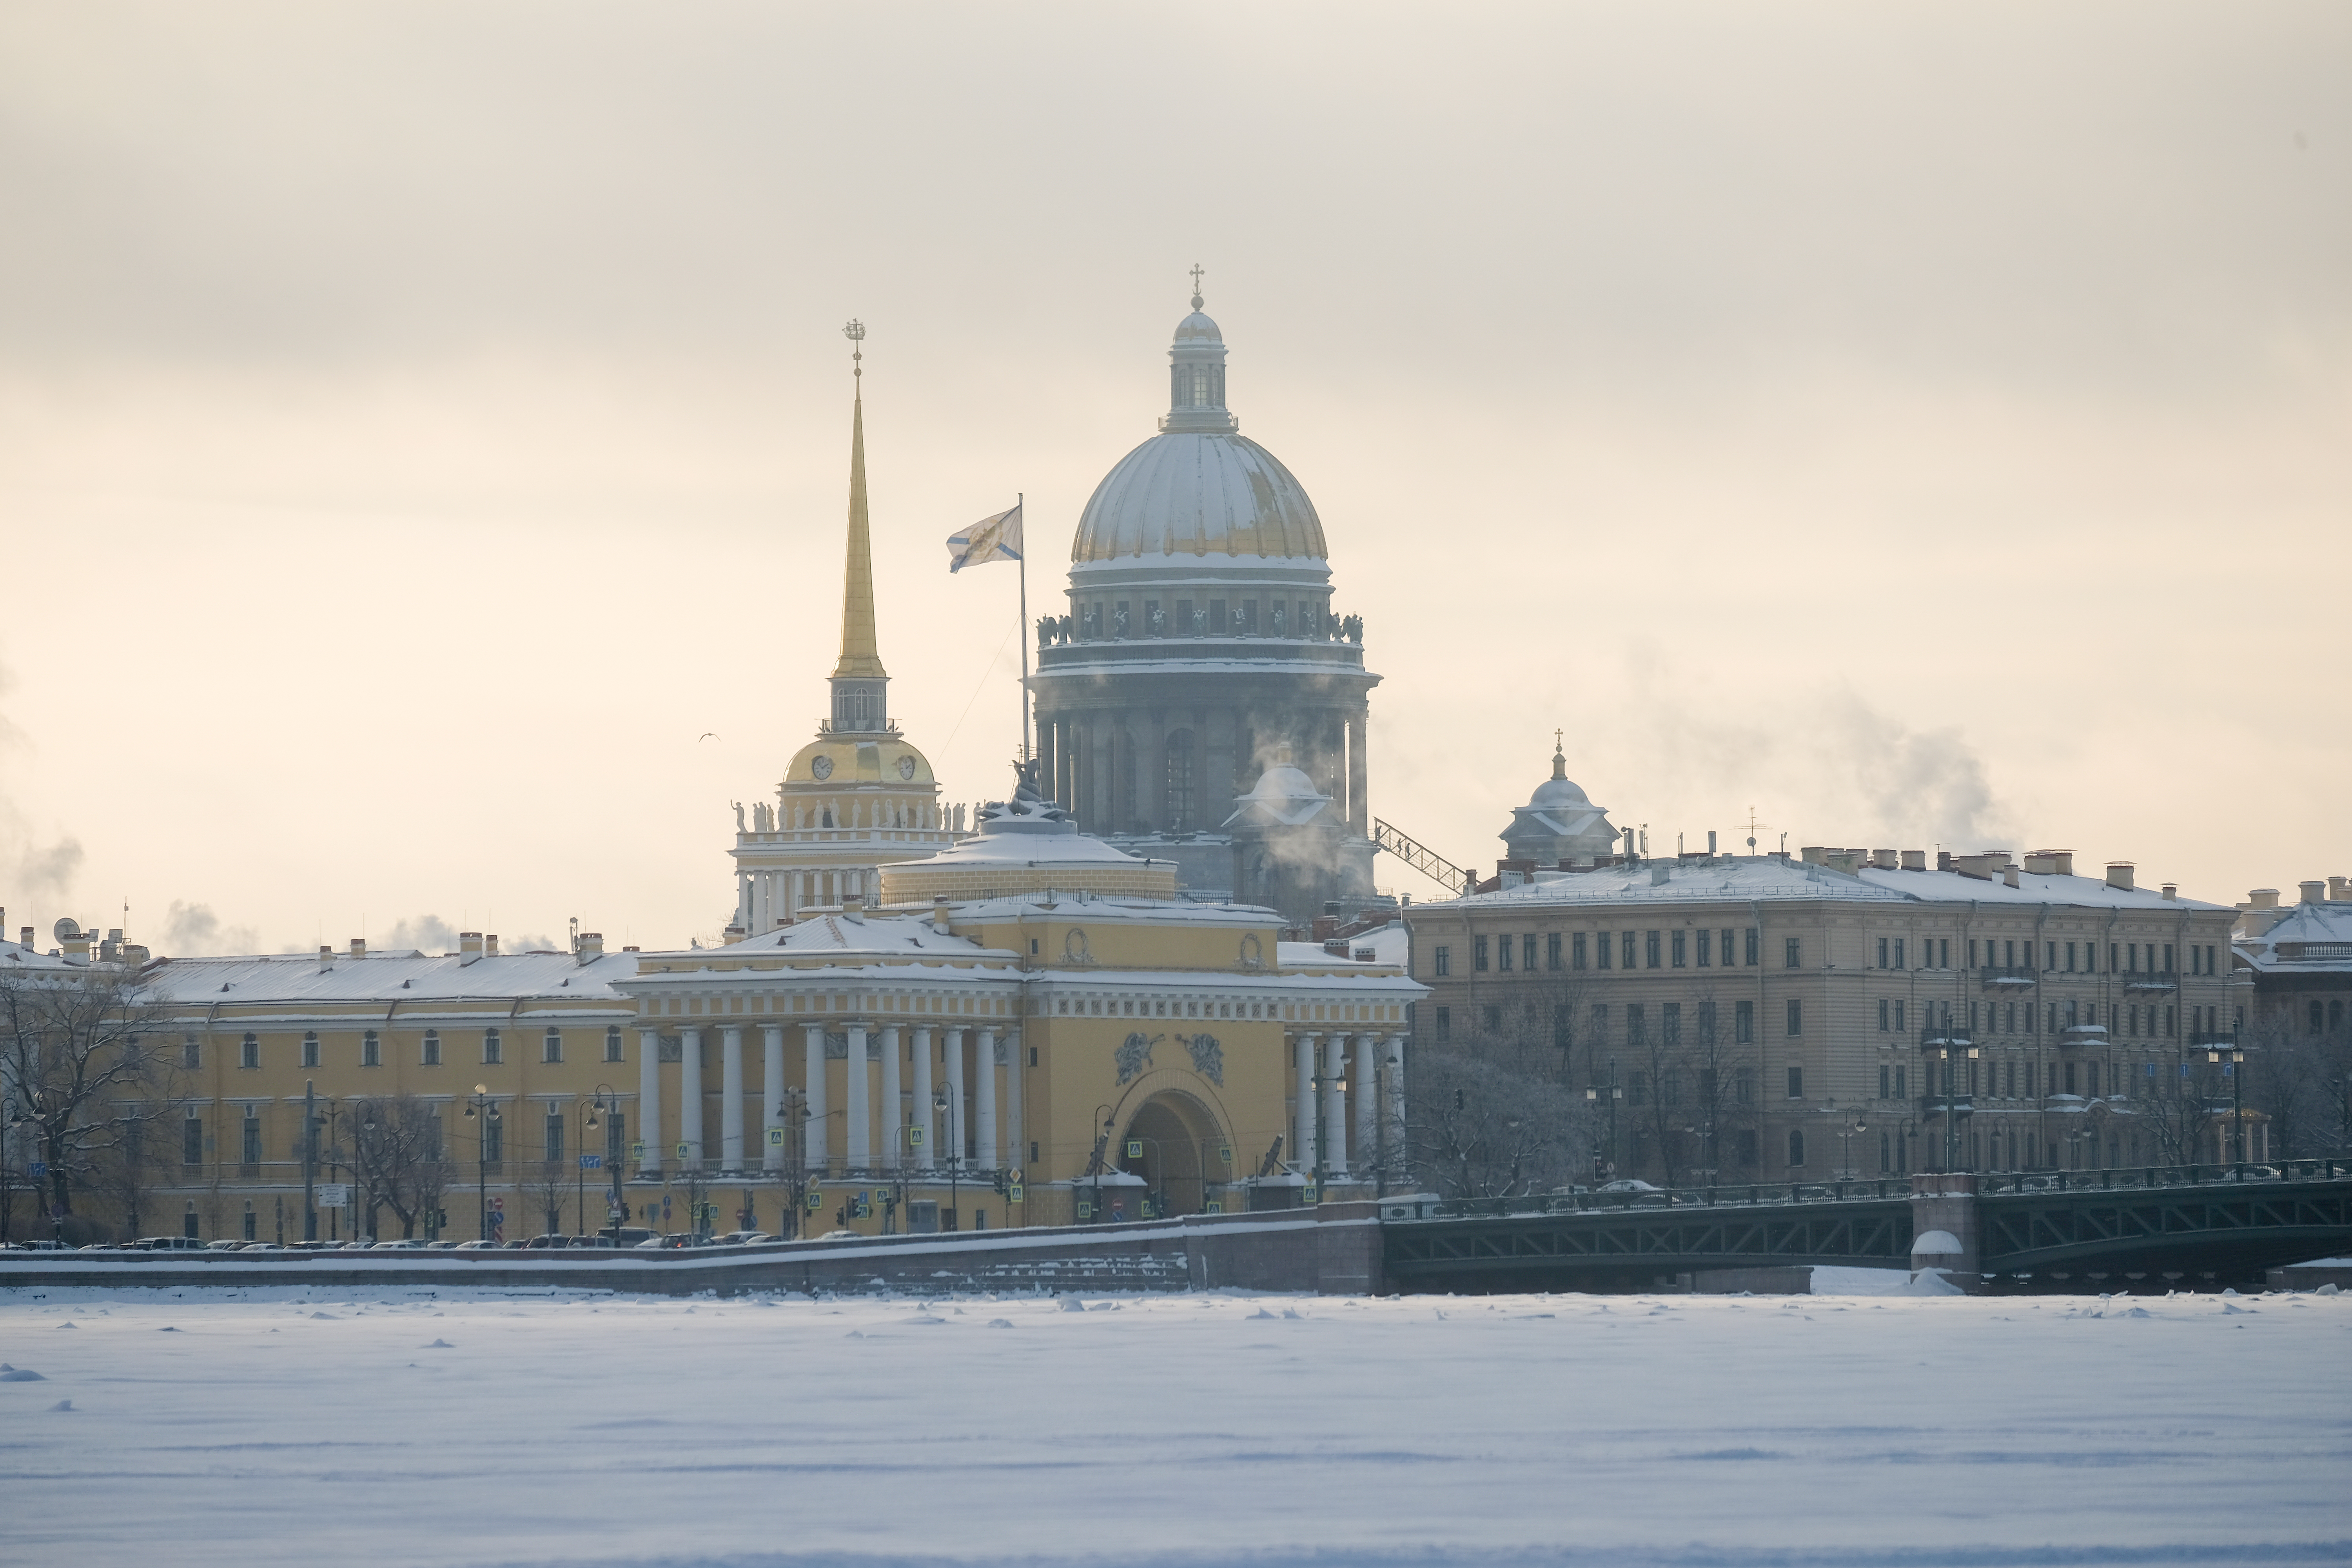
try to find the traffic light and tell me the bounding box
[1454,1088,1466,1112]
[991,1169,1009,1196]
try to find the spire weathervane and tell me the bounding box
[1189,263,1204,311]
[844,318,865,382]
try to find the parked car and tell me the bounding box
[205,1238,247,1250]
[370,1239,426,1250]
[424,1239,465,1249]
[452,1239,502,1250]
[817,1229,862,1240]
[708,1231,772,1247]
[137,1235,207,1250]
[238,1242,286,1251]
[1598,1179,1662,1193]
[523,1234,572,1249]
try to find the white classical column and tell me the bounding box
[1005,1028,1024,1179]
[802,1024,828,1173]
[1294,1033,1319,1174]
[719,1026,744,1174]
[1384,1033,1407,1171]
[678,1027,704,1170]
[912,1026,935,1170]
[1353,1033,1378,1178]
[946,1027,968,1165]
[880,1025,903,1170]
[845,1022,871,1171]
[761,1026,786,1171]
[975,1026,999,1170]
[636,1028,662,1181]
[1321,1035,1349,1176]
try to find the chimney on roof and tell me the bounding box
[2331,877,2350,902]
[319,945,333,960]
[18,927,30,949]
[1900,850,1925,872]
[2299,880,2326,906]
[2005,865,2020,889]
[459,931,483,963]
[2248,888,2278,909]
[2161,883,2177,901]
[349,938,366,958]
[485,934,499,956]
[621,945,640,953]
[1937,851,1955,872]
[576,932,603,962]
[931,896,952,933]
[2105,863,2135,892]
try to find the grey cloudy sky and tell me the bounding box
[2,2,2345,951]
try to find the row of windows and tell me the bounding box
[1875,936,2221,975]
[1888,1056,2242,1101]
[1874,999,2240,1040]
[211,1027,627,1071]
[1441,932,2229,982]
[1621,1064,1809,1106]
[1439,929,1776,976]
[1433,998,1797,1046]
[177,1109,629,1167]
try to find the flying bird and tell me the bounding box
[698,732,719,742]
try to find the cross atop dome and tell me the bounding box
[1189,262,1205,312]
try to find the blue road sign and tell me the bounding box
[578,1153,603,1170]
[27,1161,47,1178]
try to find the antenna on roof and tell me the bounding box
[1742,805,1771,855]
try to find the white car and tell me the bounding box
[1599,1179,1662,1193]
[370,1239,426,1250]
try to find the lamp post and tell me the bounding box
[461,1084,499,1241]
[1838,1112,1867,1183]
[359,1102,377,1240]
[2207,1035,2246,1173]
[774,1086,808,1238]
[319,1101,347,1242]
[1584,1055,1622,1181]
[1087,1103,1114,1223]
[933,1089,960,1232]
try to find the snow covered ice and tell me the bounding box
[3,1281,2348,1568]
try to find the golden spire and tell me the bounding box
[833,319,886,680]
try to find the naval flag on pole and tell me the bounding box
[946,503,1024,572]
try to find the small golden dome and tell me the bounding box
[782,736,936,789]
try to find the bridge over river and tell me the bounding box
[1380,1160,2352,1294]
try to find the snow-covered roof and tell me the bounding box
[946,895,1277,928]
[1443,854,2232,913]
[2234,899,2352,973]
[138,949,640,1005]
[653,911,1014,965]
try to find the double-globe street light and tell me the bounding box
[461,1084,501,1241]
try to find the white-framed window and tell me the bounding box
[362,1030,380,1067]
[182,1034,201,1070]
[301,1031,320,1069]
[240,1033,259,1070]
[543,1027,562,1064]
[422,1030,441,1066]
[483,1029,502,1065]
[604,1026,624,1063]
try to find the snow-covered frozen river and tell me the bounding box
[2,1278,2346,1568]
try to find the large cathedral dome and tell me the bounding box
[1069,296,1328,566]
[1072,430,1326,563]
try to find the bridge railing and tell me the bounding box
[1423,1179,1911,1221]
[1975,1158,2348,1197]
[1413,1158,2351,1221]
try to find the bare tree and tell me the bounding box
[1403,1047,1593,1198]
[350,1095,450,1240]
[0,962,180,1235]
[2139,1049,2227,1166]
[522,1158,570,1237]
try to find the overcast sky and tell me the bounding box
[2,2,2345,953]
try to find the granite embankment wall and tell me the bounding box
[0,1202,1384,1298]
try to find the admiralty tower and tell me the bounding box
[1028,280,1381,922]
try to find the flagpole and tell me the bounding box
[1017,492,1031,771]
